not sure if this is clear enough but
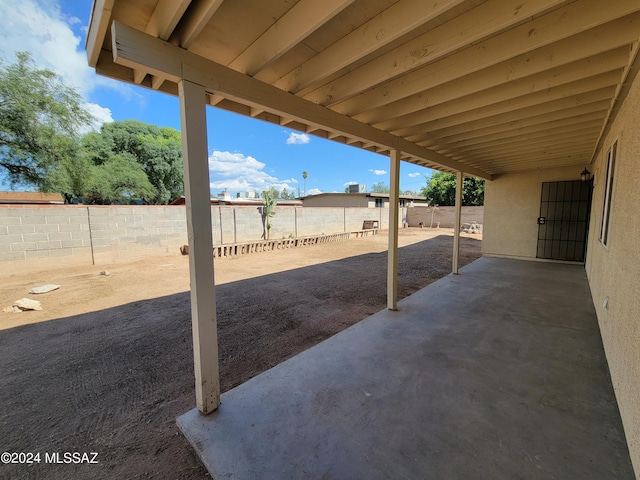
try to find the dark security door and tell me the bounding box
[536,180,591,262]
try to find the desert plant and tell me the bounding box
[261,190,276,240]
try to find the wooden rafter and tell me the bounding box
[110,20,493,179]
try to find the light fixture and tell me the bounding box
[580,167,591,182]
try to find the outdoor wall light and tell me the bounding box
[580,167,591,182]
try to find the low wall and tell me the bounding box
[406,206,484,228]
[0,205,405,270]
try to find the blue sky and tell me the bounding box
[0,0,432,196]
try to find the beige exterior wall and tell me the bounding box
[482,71,640,477]
[584,71,640,477]
[482,165,585,259]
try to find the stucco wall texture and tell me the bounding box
[482,165,582,259]
[585,71,640,477]
[482,75,640,477]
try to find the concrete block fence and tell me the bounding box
[0,204,481,271]
[406,206,484,228]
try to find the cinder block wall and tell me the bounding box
[1,204,413,270]
[233,206,265,242]
[0,205,93,270]
[87,206,187,264]
[406,206,484,228]
[296,207,345,236]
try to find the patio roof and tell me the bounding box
[87,0,640,179]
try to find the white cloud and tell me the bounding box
[0,0,137,106]
[369,169,387,175]
[343,181,358,187]
[80,102,114,133]
[408,172,421,178]
[286,132,310,145]
[305,188,323,196]
[208,151,297,193]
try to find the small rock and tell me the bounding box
[13,298,43,311]
[3,306,22,313]
[99,271,111,276]
[29,284,61,294]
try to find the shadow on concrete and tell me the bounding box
[0,235,479,479]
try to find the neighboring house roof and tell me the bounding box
[169,196,302,206]
[0,191,64,205]
[302,192,427,202]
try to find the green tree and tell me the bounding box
[280,188,295,200]
[84,154,156,204]
[420,171,484,206]
[371,182,390,193]
[0,52,94,197]
[83,120,183,204]
[302,171,308,196]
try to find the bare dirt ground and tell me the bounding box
[0,228,481,479]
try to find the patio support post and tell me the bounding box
[387,149,400,310]
[179,79,220,414]
[452,170,463,275]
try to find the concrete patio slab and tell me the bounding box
[177,257,634,479]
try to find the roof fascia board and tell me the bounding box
[110,21,492,180]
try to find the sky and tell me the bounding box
[0,0,432,197]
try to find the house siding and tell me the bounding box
[482,73,640,477]
[585,69,640,478]
[482,165,582,259]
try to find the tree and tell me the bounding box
[371,182,390,193]
[83,154,156,204]
[420,171,484,206]
[0,52,94,195]
[302,171,308,196]
[280,188,295,200]
[82,120,184,204]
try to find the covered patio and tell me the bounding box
[86,1,640,478]
[177,256,633,479]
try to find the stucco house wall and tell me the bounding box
[482,165,587,259]
[584,70,640,475]
[482,72,640,475]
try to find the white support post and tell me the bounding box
[387,149,401,310]
[179,79,220,414]
[452,170,463,275]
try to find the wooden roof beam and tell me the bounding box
[370,51,629,131]
[356,46,631,126]
[110,20,493,180]
[330,6,640,115]
[444,118,605,150]
[229,0,355,76]
[169,0,225,49]
[86,0,115,67]
[388,70,622,137]
[133,0,192,84]
[274,0,468,95]
[415,103,610,145]
[443,130,600,157]
[398,85,616,140]
[306,0,594,107]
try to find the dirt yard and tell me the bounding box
[0,228,481,479]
